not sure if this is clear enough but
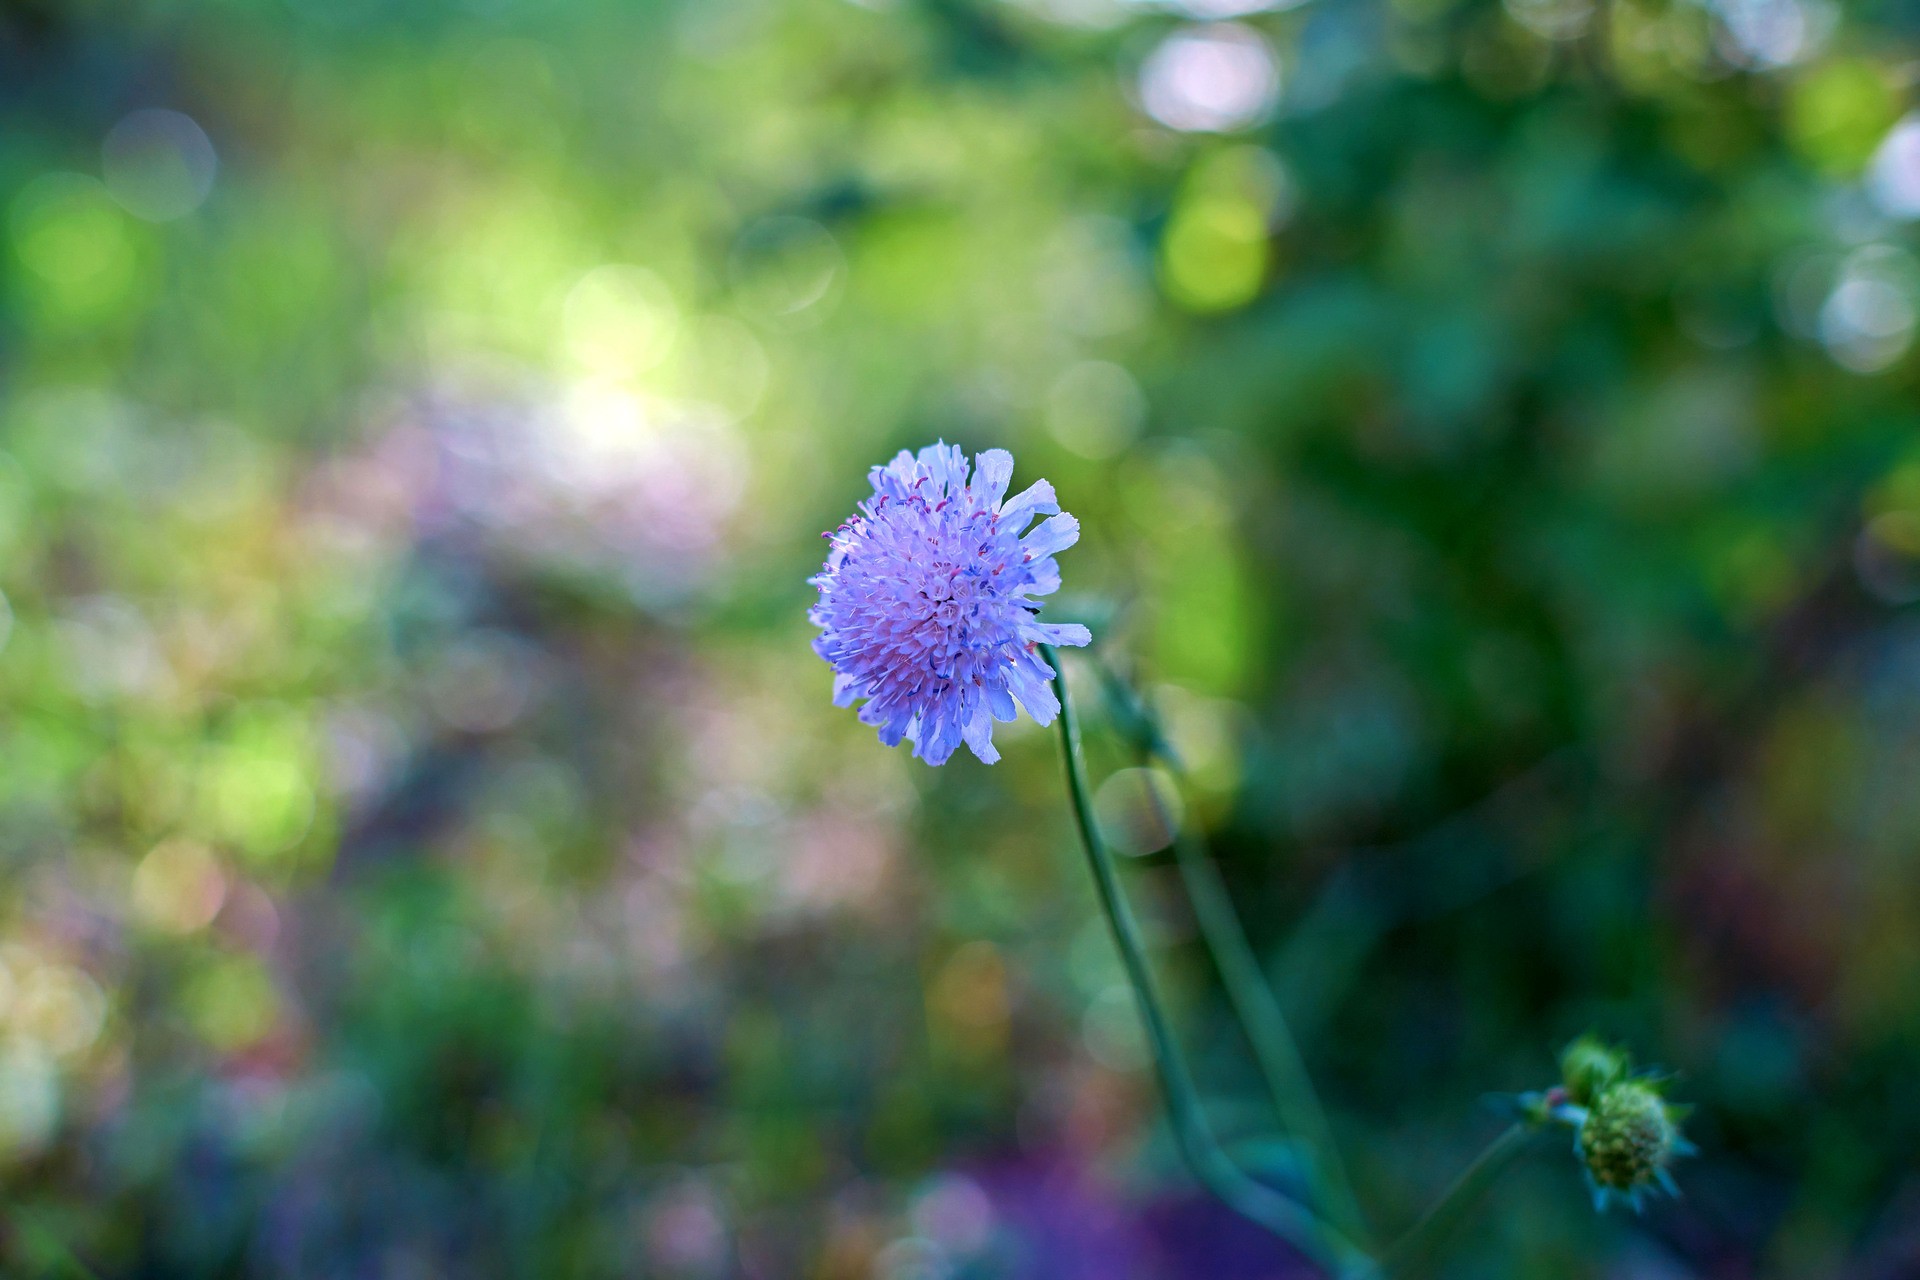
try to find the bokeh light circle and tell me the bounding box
[102,109,217,221]
[1138,24,1280,134]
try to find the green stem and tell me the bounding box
[1165,819,1371,1244]
[1090,652,1368,1241]
[1043,646,1371,1277]
[1377,1123,1536,1279]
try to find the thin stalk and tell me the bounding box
[1377,1123,1536,1279]
[1165,819,1371,1244]
[1090,653,1368,1241]
[1043,646,1371,1277]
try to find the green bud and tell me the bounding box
[1577,1079,1691,1211]
[1559,1034,1630,1106]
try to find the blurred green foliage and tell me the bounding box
[3,0,1920,1274]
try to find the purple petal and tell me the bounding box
[986,684,1018,722]
[915,705,965,765]
[1023,558,1062,596]
[962,702,1001,764]
[1023,621,1091,648]
[974,449,1014,504]
[1022,513,1080,559]
[871,450,920,499]
[815,444,1090,766]
[917,441,969,495]
[1006,651,1061,726]
[999,479,1058,529]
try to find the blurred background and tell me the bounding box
[2,0,1920,1274]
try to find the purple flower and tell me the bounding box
[810,443,1092,765]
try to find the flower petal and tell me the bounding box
[1023,621,1091,648]
[861,698,916,747]
[1006,651,1061,726]
[1022,557,1061,596]
[986,683,1018,721]
[999,479,1058,529]
[916,441,969,496]
[1022,512,1080,559]
[974,449,1014,504]
[870,450,920,499]
[915,703,965,765]
[962,701,1001,764]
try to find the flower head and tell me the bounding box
[1576,1079,1694,1212]
[810,442,1092,765]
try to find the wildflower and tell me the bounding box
[810,443,1091,765]
[1576,1079,1694,1211]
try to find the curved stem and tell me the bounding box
[1090,653,1368,1241]
[1043,646,1371,1277]
[1165,820,1372,1244]
[1377,1123,1536,1279]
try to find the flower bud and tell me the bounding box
[1577,1079,1690,1210]
[1559,1034,1629,1107]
